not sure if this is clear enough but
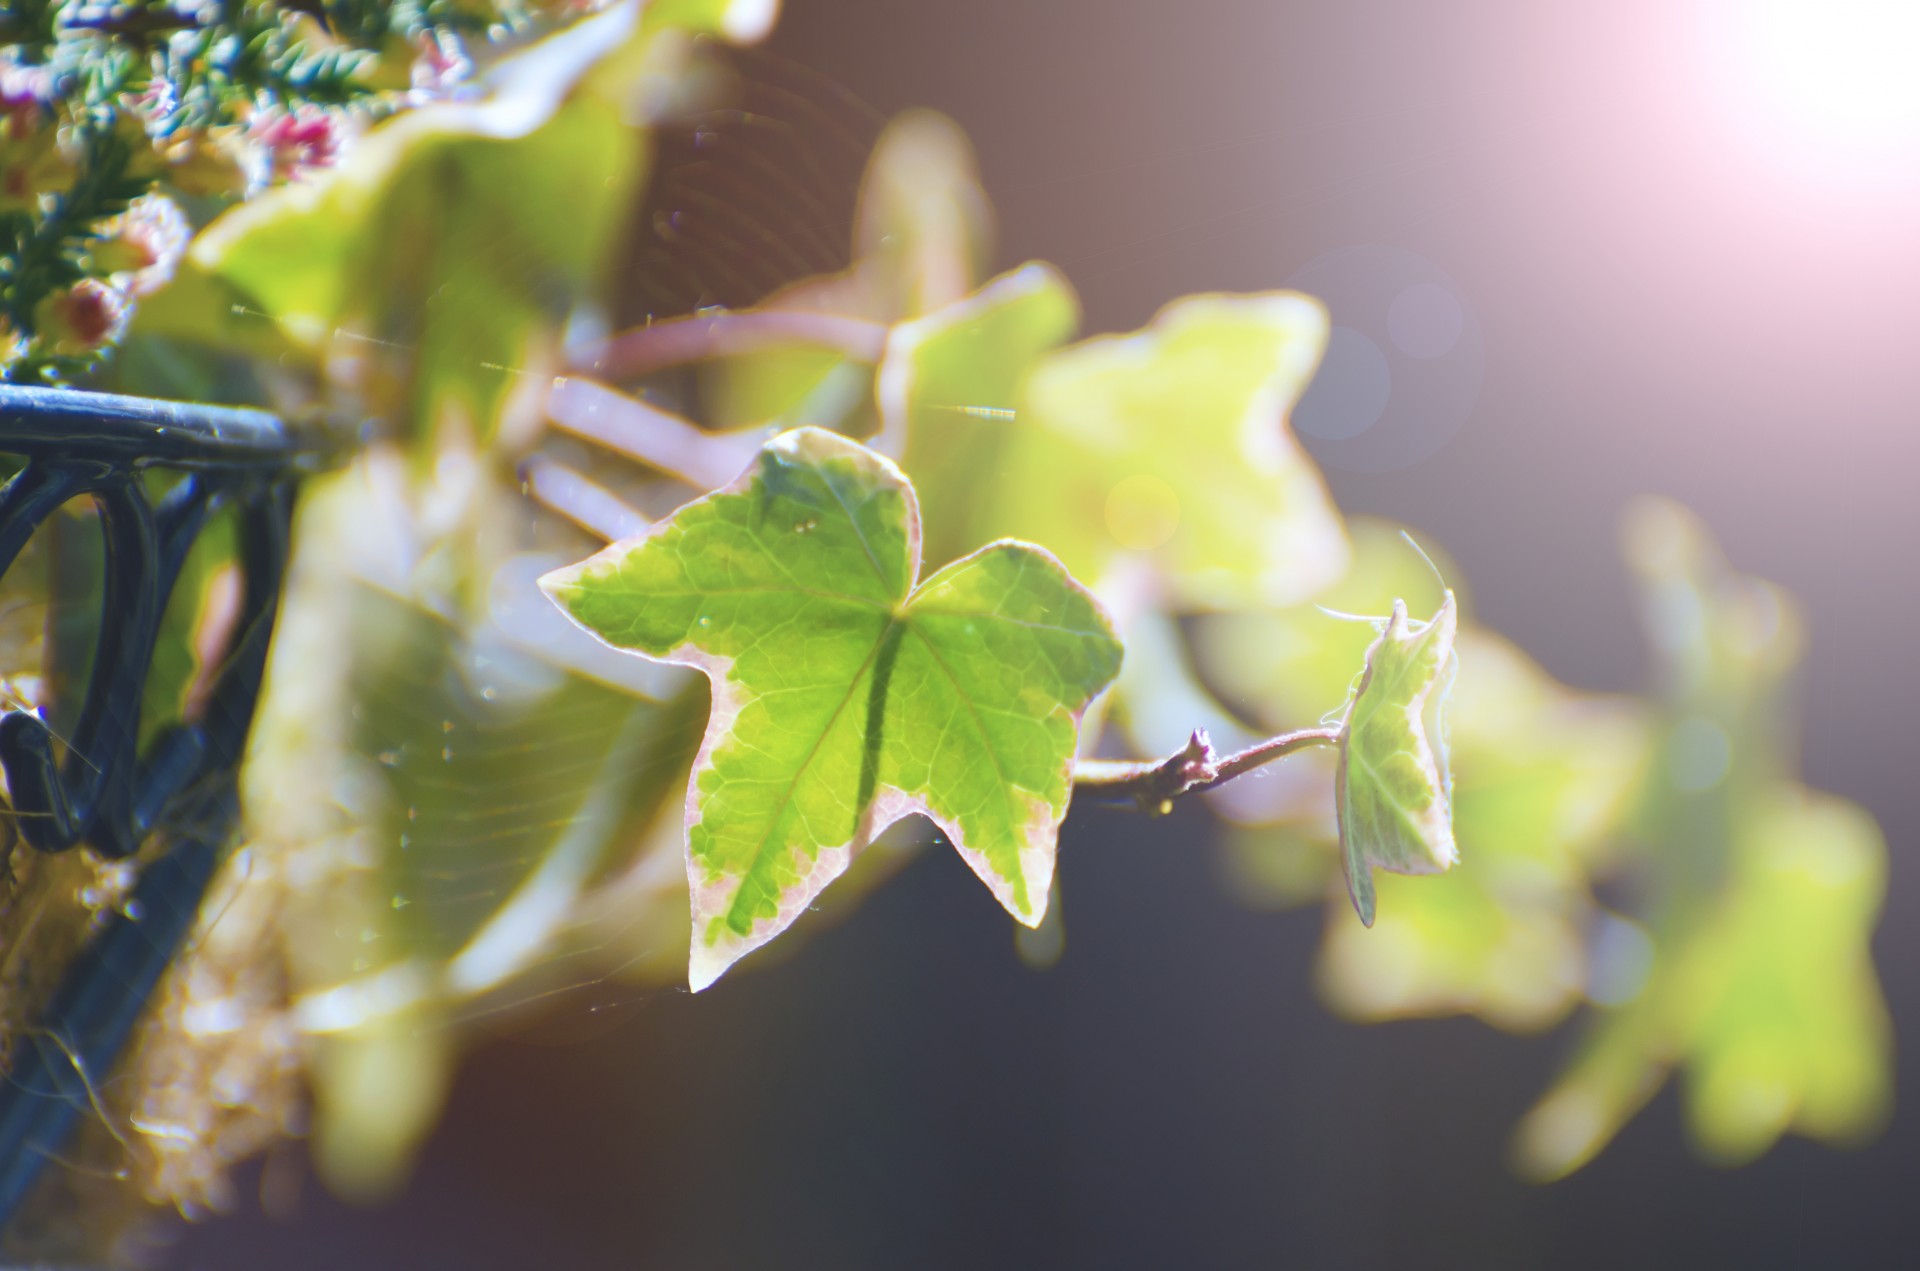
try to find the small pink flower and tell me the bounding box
[410,31,471,101]
[0,63,53,141]
[93,194,190,296]
[248,107,348,183]
[34,279,130,354]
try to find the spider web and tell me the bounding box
[0,17,1560,1231]
[238,42,890,1022]
[0,40,889,1234]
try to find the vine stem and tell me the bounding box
[1072,726,1341,814]
[571,310,888,381]
[545,376,765,491]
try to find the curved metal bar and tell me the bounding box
[0,826,222,1222]
[0,385,344,471]
[0,388,333,1231]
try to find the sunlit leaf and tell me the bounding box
[1335,592,1458,926]
[1194,520,1450,733]
[542,426,1123,988]
[883,262,1079,569]
[1315,628,1648,1028]
[1680,786,1890,1162]
[877,268,1347,606]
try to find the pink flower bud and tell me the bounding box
[34,279,130,355]
[0,63,52,142]
[410,31,472,101]
[92,194,190,296]
[248,107,349,183]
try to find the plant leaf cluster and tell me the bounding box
[0,0,595,382]
[0,0,1888,1250]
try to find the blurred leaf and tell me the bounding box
[851,109,992,319]
[1514,499,1890,1178]
[243,451,691,1195]
[676,107,994,439]
[702,342,868,433]
[884,262,1079,569]
[1679,786,1890,1163]
[1318,868,1586,1032]
[1194,519,1451,731]
[991,288,1346,610]
[878,271,1347,607]
[541,427,1122,989]
[1207,526,1649,1032]
[1244,628,1651,1031]
[139,493,238,747]
[1314,628,1649,1028]
[1334,592,1458,926]
[180,0,771,447]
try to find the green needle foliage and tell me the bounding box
[0,0,592,382]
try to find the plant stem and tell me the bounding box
[573,309,888,381]
[522,455,650,542]
[545,376,765,491]
[1072,726,1340,814]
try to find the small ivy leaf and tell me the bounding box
[540,427,1123,989]
[1335,592,1459,926]
[1316,628,1649,1030]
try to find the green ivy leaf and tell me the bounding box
[886,263,1080,569]
[881,267,1348,605]
[1203,525,1649,1029]
[1336,592,1459,926]
[541,426,1123,989]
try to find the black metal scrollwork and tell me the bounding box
[0,385,340,1231]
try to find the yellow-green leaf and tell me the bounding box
[541,427,1123,989]
[1335,592,1458,926]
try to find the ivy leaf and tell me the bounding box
[1336,592,1459,926]
[885,263,1080,569]
[1316,628,1646,1029]
[880,267,1348,606]
[1512,499,1891,1178]
[541,426,1123,989]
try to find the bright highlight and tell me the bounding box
[1717,0,1920,181]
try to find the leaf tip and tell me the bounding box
[535,560,581,606]
[1012,890,1049,930]
[1348,865,1377,928]
[686,944,733,993]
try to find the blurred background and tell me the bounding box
[175,0,1920,1265]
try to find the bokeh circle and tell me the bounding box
[1285,245,1483,471]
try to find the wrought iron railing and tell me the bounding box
[0,385,342,1230]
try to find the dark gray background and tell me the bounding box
[180,2,1920,1266]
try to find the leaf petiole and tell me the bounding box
[1072,726,1341,814]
